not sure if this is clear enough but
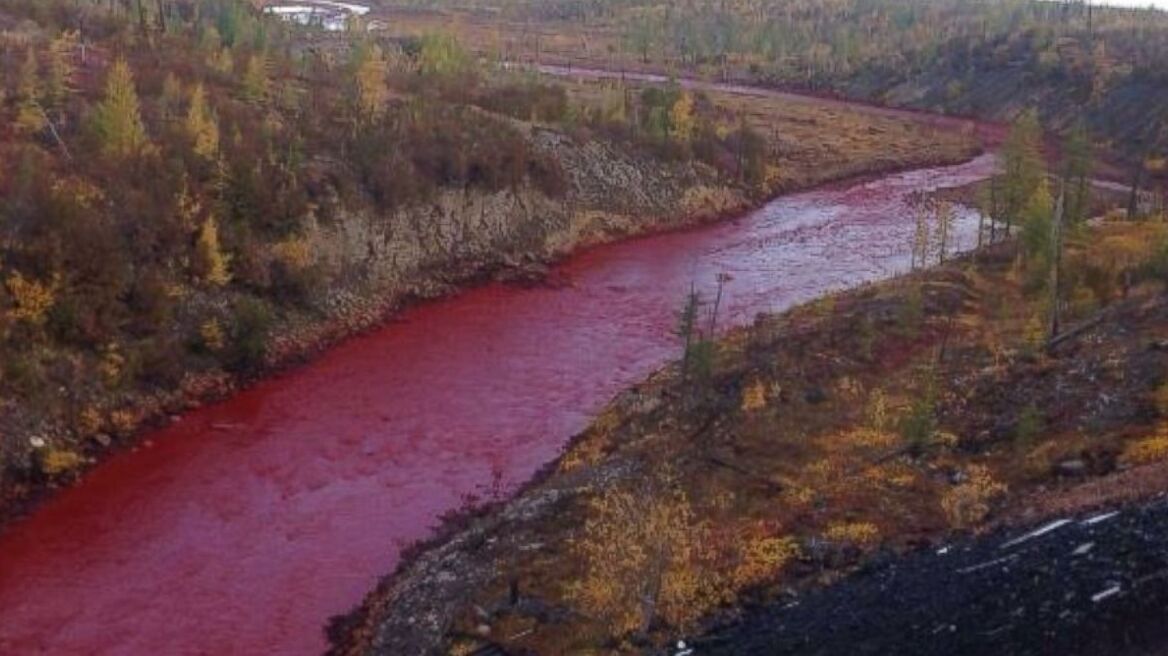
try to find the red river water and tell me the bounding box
[0,153,997,655]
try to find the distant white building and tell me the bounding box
[263,1,375,32]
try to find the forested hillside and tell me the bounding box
[378,0,1168,177]
[0,0,708,506]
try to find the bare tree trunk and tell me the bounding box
[135,0,149,38]
[1128,145,1151,219]
[977,206,985,252]
[707,273,728,337]
[38,106,72,160]
[155,0,167,33]
[989,177,998,244]
[1128,167,1143,219]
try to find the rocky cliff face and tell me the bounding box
[298,126,746,333]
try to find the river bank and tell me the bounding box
[329,214,1168,654]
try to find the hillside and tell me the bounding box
[371,0,1168,184]
[698,497,1168,655]
[330,210,1168,654]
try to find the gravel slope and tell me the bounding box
[695,497,1168,656]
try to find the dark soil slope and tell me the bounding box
[698,498,1168,656]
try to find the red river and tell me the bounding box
[0,154,996,655]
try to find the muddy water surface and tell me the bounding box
[0,155,995,655]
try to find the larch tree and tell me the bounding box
[912,201,931,269]
[242,54,269,104]
[194,216,231,287]
[934,201,954,264]
[1020,176,1055,266]
[352,45,390,123]
[175,179,201,232]
[44,32,77,113]
[91,58,151,158]
[1000,110,1046,236]
[14,48,46,134]
[418,33,473,79]
[1062,122,1093,225]
[669,90,696,143]
[186,83,220,160]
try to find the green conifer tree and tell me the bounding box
[91,58,150,158]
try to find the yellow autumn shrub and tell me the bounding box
[568,478,750,636]
[109,409,138,437]
[78,406,104,435]
[5,271,57,326]
[865,388,898,431]
[781,484,816,507]
[42,448,83,475]
[1155,383,1168,416]
[194,217,231,287]
[741,379,768,412]
[862,461,918,489]
[732,535,801,587]
[823,521,881,547]
[558,434,607,473]
[941,465,1006,530]
[271,236,314,272]
[1121,431,1168,466]
[446,640,477,656]
[839,427,899,451]
[100,344,125,385]
[200,318,226,352]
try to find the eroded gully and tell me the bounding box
[0,152,997,655]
